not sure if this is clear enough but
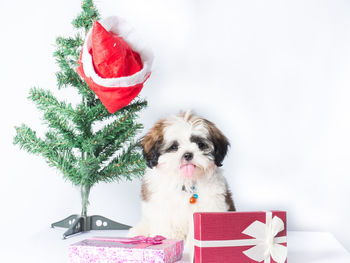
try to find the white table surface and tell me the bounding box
[1,229,349,262]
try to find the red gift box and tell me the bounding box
[194,211,287,263]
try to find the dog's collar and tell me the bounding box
[181,184,195,192]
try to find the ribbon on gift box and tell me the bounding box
[89,235,166,249]
[194,211,287,263]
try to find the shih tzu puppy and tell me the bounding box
[129,110,235,256]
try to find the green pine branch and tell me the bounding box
[45,130,74,152]
[81,101,111,123]
[72,0,100,32]
[55,35,83,60]
[96,121,143,164]
[95,112,140,147]
[78,155,101,186]
[29,87,75,119]
[87,98,148,123]
[98,144,146,183]
[14,125,80,183]
[54,35,96,101]
[43,109,80,148]
[29,87,81,148]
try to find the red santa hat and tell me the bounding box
[76,16,153,113]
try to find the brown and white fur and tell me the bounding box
[129,110,235,259]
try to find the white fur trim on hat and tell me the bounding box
[81,16,153,88]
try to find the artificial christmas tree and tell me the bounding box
[13,0,151,239]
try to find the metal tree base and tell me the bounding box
[51,214,131,239]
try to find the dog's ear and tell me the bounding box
[204,119,230,167]
[140,120,165,168]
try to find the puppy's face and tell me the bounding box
[141,111,229,179]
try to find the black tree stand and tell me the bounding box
[51,184,131,239]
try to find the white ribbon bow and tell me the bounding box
[194,211,287,263]
[242,212,287,263]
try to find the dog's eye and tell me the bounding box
[198,142,207,150]
[171,144,178,150]
[167,143,178,152]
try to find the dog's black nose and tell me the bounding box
[183,152,193,161]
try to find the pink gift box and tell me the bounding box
[194,211,287,263]
[69,236,184,263]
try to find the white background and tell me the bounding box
[1,0,350,255]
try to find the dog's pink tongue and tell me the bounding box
[181,164,195,178]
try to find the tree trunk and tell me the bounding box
[81,184,91,217]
